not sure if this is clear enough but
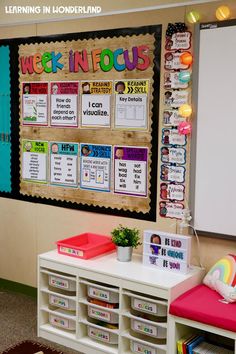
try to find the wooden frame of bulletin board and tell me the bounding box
[0,25,161,221]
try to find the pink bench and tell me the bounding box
[169,284,236,332]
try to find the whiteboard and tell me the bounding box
[193,21,236,237]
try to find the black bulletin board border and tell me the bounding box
[0,24,161,222]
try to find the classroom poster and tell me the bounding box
[50,142,79,187]
[114,80,148,129]
[160,183,185,201]
[81,81,112,127]
[161,147,186,164]
[50,82,79,127]
[162,128,186,146]
[22,82,48,125]
[114,146,148,196]
[22,140,48,183]
[80,144,111,192]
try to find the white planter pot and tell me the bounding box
[117,246,133,262]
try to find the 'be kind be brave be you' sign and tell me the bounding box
[143,230,191,274]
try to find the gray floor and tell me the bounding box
[0,290,82,353]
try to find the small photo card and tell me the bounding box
[164,72,189,90]
[164,90,189,108]
[162,128,187,146]
[164,52,190,71]
[160,182,185,201]
[161,146,186,164]
[163,109,185,126]
[161,164,186,183]
[165,32,191,51]
[159,201,184,219]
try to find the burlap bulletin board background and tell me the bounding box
[1,25,161,221]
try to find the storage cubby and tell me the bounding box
[168,316,236,354]
[38,250,204,353]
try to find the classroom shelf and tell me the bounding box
[38,250,204,353]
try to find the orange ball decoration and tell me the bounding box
[180,52,193,66]
[216,6,230,21]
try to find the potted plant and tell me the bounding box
[111,225,142,262]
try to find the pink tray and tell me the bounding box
[56,233,115,260]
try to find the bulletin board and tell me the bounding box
[0,25,161,221]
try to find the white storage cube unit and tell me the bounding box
[49,274,76,292]
[49,309,76,331]
[131,296,167,317]
[38,250,204,354]
[49,293,76,311]
[88,284,119,303]
[88,325,118,344]
[88,305,119,324]
[131,317,166,340]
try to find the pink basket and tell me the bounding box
[56,233,115,260]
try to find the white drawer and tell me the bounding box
[49,293,76,311]
[88,305,119,324]
[49,274,76,292]
[88,285,119,303]
[87,325,118,344]
[131,318,166,339]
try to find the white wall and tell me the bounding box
[1,0,236,287]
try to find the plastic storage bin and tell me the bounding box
[56,233,116,260]
[131,318,166,339]
[49,309,75,330]
[131,297,167,317]
[87,325,118,344]
[88,285,119,304]
[49,274,76,292]
[88,305,119,324]
[130,340,157,354]
[49,294,76,311]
